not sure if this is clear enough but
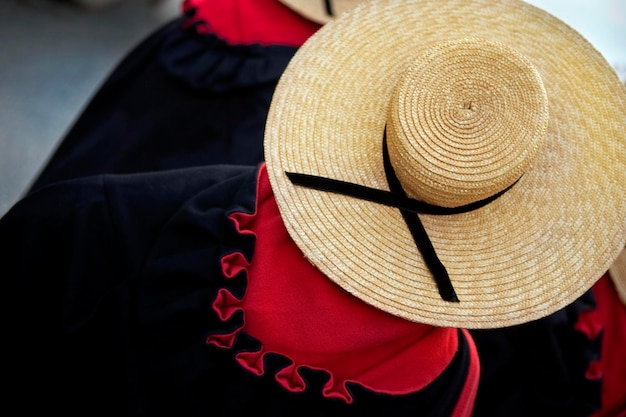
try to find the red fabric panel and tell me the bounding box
[183,0,321,46]
[227,164,462,401]
[451,329,480,417]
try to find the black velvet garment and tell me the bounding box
[1,165,472,416]
[470,289,601,417]
[29,16,298,191]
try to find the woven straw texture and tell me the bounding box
[279,0,364,24]
[265,0,626,328]
[609,248,626,306]
[386,38,548,208]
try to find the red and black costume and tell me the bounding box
[1,164,479,416]
[11,0,625,415]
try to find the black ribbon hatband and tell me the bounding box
[285,131,519,303]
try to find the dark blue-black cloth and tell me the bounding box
[4,165,256,415]
[29,16,298,191]
[2,165,474,416]
[470,290,601,417]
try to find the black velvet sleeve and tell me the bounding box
[1,164,257,415]
[2,164,474,416]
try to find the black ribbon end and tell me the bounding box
[443,292,461,303]
[433,269,460,303]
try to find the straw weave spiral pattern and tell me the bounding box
[387,38,548,207]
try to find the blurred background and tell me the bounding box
[0,0,179,216]
[0,0,624,217]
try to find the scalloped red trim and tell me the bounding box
[182,0,320,46]
[206,164,476,408]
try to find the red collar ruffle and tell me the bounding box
[579,274,626,416]
[183,0,321,46]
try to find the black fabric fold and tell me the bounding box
[3,165,474,416]
[470,289,602,417]
[29,18,298,192]
[161,20,300,92]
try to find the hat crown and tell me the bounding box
[387,38,549,208]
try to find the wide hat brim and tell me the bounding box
[609,248,626,306]
[265,0,626,328]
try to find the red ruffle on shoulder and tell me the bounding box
[208,164,475,408]
[182,0,321,46]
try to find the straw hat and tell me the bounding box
[278,0,364,24]
[264,0,626,328]
[609,248,626,306]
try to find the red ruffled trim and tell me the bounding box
[207,164,467,404]
[582,274,626,417]
[574,287,605,385]
[182,0,321,46]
